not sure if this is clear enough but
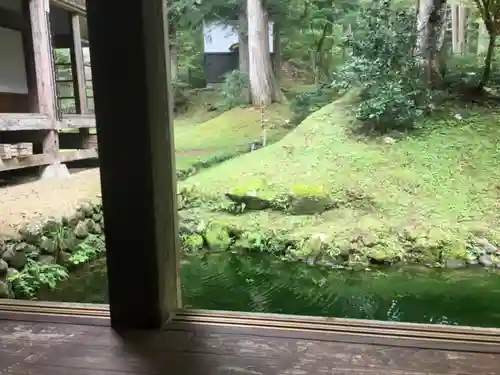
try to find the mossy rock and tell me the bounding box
[225,192,271,210]
[227,179,277,211]
[441,241,469,261]
[366,242,404,264]
[204,223,232,252]
[288,184,334,215]
[182,234,204,252]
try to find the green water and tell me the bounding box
[42,252,500,328]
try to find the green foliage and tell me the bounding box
[217,70,250,111]
[9,260,68,299]
[290,85,337,123]
[332,0,432,132]
[68,234,106,266]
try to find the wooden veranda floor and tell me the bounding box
[2,312,500,375]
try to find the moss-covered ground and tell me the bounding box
[179,93,500,266]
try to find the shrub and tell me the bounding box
[217,70,250,111]
[332,0,433,133]
[290,85,338,124]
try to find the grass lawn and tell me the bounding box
[174,103,291,172]
[180,93,500,264]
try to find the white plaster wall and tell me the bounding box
[0,26,28,94]
[203,21,274,53]
[0,0,21,13]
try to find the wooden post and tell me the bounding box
[28,0,60,162]
[68,12,91,149]
[86,0,181,328]
[69,13,87,114]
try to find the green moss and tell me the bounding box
[182,234,204,252]
[291,184,328,198]
[203,223,232,252]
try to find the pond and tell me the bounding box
[41,252,500,328]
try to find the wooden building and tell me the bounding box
[203,19,275,85]
[0,0,96,177]
[0,0,500,373]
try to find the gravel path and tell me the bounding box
[0,169,102,238]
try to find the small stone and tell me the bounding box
[40,236,56,254]
[467,258,479,266]
[18,223,43,244]
[476,238,498,254]
[85,219,102,234]
[7,268,19,279]
[74,221,89,238]
[3,248,26,270]
[42,218,61,233]
[0,259,8,274]
[445,259,466,269]
[0,281,10,298]
[38,255,56,265]
[479,254,493,267]
[306,256,316,266]
[58,251,71,265]
[77,202,95,217]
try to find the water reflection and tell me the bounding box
[43,252,500,328]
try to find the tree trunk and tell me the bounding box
[247,0,280,105]
[416,0,447,84]
[238,10,249,75]
[169,25,178,81]
[272,21,282,82]
[477,22,489,55]
[238,8,250,103]
[478,32,496,90]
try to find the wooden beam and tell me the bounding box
[0,148,97,172]
[51,0,85,16]
[29,0,59,158]
[0,114,54,130]
[86,0,180,329]
[60,113,94,128]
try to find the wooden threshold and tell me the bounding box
[1,300,500,354]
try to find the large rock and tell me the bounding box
[2,247,26,269]
[287,184,334,215]
[0,281,9,298]
[0,259,8,275]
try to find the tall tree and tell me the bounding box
[247,0,283,105]
[473,0,500,89]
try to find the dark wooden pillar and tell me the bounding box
[85,0,181,329]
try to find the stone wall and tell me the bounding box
[0,201,105,299]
